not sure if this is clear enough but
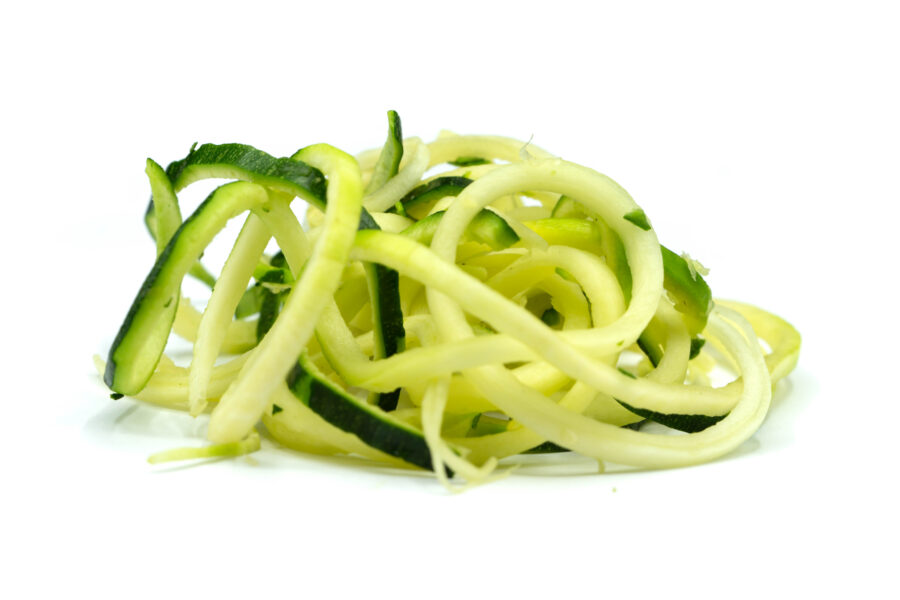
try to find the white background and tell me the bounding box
[2,1,897,598]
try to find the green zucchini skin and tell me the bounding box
[141,159,184,363]
[145,158,182,251]
[145,207,218,289]
[234,284,264,319]
[636,320,666,368]
[638,329,706,366]
[358,111,407,411]
[689,337,706,359]
[636,248,713,365]
[623,208,651,231]
[110,142,393,398]
[163,141,397,239]
[144,200,217,288]
[369,261,405,412]
[256,267,290,341]
[552,197,635,303]
[540,307,562,327]
[660,245,712,336]
[143,165,217,289]
[524,441,569,454]
[396,176,473,214]
[365,109,403,194]
[613,369,725,433]
[237,251,288,322]
[400,209,520,250]
[105,181,270,395]
[616,400,726,433]
[286,354,446,473]
[448,156,490,167]
[163,141,393,235]
[166,143,328,209]
[549,196,712,362]
[358,209,404,364]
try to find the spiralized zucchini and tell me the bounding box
[98,112,800,489]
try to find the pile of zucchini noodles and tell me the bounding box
[98,111,800,488]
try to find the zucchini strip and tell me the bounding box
[661,245,713,335]
[264,385,407,464]
[364,261,405,411]
[207,144,363,444]
[166,143,327,209]
[143,158,185,363]
[144,158,217,289]
[714,300,801,383]
[146,158,182,253]
[188,212,271,416]
[286,353,442,472]
[362,138,430,213]
[394,176,472,220]
[173,298,257,353]
[449,382,599,464]
[401,209,520,251]
[421,376,501,488]
[106,181,271,395]
[365,109,404,194]
[355,111,409,411]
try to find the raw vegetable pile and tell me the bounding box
[98,111,800,488]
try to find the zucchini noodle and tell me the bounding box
[98,111,801,488]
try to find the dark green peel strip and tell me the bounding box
[141,159,184,365]
[395,176,473,214]
[616,400,727,433]
[401,209,520,250]
[256,268,288,341]
[361,110,407,411]
[166,143,328,209]
[690,337,706,359]
[540,308,562,327]
[365,109,403,194]
[523,441,569,454]
[144,198,217,288]
[637,316,667,368]
[449,156,490,167]
[369,262,405,411]
[144,142,334,298]
[236,256,292,320]
[614,368,725,432]
[286,353,448,474]
[105,181,270,395]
